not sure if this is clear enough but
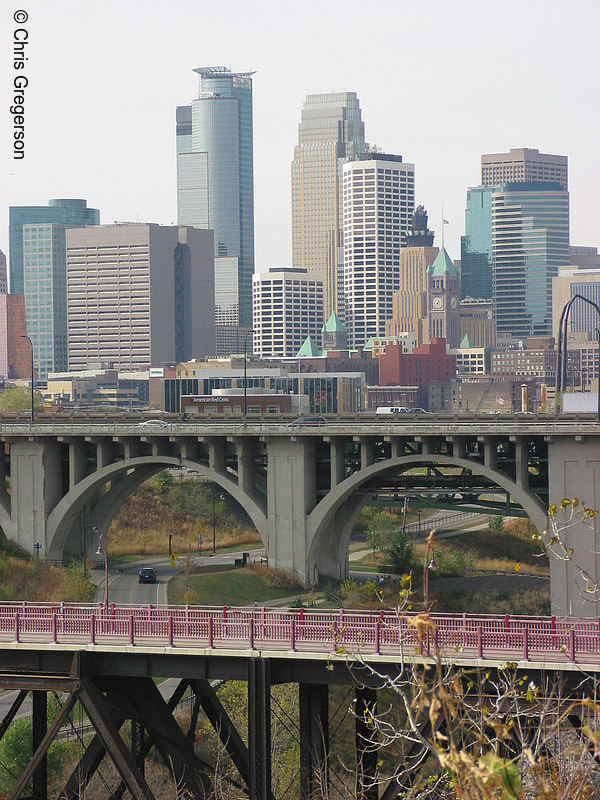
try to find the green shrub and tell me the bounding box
[489,515,504,531]
[384,531,415,573]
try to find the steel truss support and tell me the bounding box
[248,658,271,800]
[192,678,252,789]
[9,693,77,800]
[356,684,378,800]
[299,683,329,799]
[104,679,189,800]
[32,691,47,800]
[76,678,154,800]
[105,676,212,798]
[0,690,27,744]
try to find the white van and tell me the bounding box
[375,406,410,415]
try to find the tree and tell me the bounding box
[0,386,44,413]
[366,511,399,556]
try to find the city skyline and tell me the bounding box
[0,0,598,279]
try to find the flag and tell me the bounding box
[443,218,450,224]
[496,396,505,406]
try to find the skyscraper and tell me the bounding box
[176,66,255,354]
[292,92,367,318]
[0,250,7,294]
[9,199,100,375]
[481,147,568,191]
[252,268,324,358]
[66,224,215,371]
[461,186,493,299]
[492,182,570,337]
[342,154,415,348]
[9,199,99,295]
[386,207,437,346]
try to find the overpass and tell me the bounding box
[1,415,599,616]
[1,602,600,799]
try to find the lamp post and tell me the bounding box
[212,489,224,555]
[556,294,600,420]
[95,529,108,612]
[20,335,34,424]
[423,528,437,610]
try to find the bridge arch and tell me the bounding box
[46,456,267,562]
[306,454,549,582]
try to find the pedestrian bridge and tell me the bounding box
[1,415,599,616]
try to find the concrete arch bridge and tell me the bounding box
[0,416,599,616]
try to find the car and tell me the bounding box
[138,419,169,428]
[408,408,432,414]
[287,415,328,427]
[138,567,157,584]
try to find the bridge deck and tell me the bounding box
[1,603,599,672]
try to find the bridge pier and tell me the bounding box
[266,438,317,584]
[5,439,63,557]
[356,684,379,800]
[300,683,329,798]
[548,437,600,617]
[248,658,272,800]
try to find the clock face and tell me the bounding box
[432,296,443,310]
[450,296,458,309]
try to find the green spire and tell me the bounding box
[428,247,459,277]
[322,312,347,334]
[459,333,474,349]
[296,336,322,357]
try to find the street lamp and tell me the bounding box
[19,335,34,424]
[212,489,225,555]
[423,528,437,611]
[556,294,600,420]
[95,529,108,612]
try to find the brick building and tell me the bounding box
[378,338,456,407]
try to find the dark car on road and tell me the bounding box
[138,567,157,584]
[287,415,328,427]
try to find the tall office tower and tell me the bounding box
[492,182,570,337]
[460,186,493,299]
[176,66,255,355]
[8,199,100,375]
[0,294,29,379]
[386,206,437,346]
[405,205,434,246]
[252,268,324,358]
[292,92,367,318]
[0,250,7,293]
[481,147,568,191]
[427,248,461,347]
[9,199,99,295]
[342,154,415,349]
[66,224,215,371]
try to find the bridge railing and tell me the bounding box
[1,602,600,665]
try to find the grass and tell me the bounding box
[106,476,261,558]
[0,553,95,602]
[168,564,303,606]
[433,587,551,616]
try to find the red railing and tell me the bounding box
[0,603,599,665]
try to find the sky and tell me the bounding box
[1,0,599,278]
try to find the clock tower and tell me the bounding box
[427,247,461,347]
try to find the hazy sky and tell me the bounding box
[1,0,599,276]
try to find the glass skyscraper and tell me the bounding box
[176,66,255,353]
[9,199,99,295]
[9,199,99,375]
[292,92,367,318]
[461,186,493,299]
[492,182,570,337]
